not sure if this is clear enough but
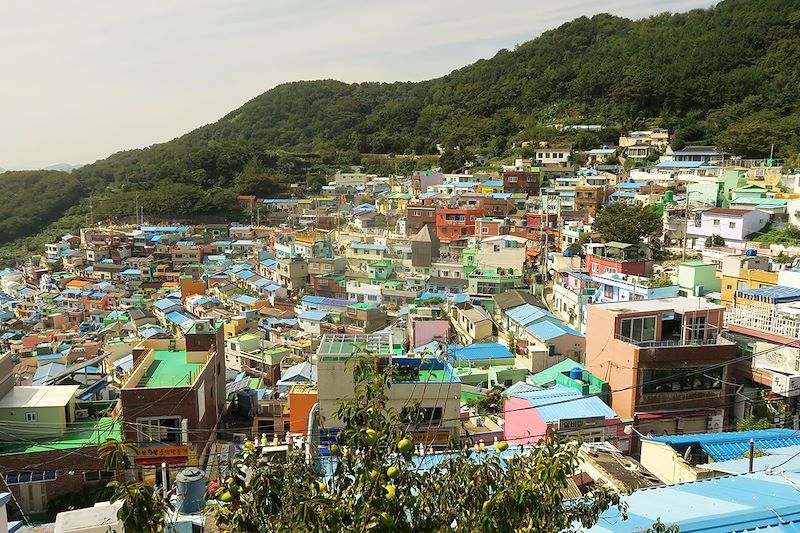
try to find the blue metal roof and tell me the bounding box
[645,429,800,462]
[510,386,617,423]
[655,160,706,169]
[233,294,258,305]
[585,471,800,533]
[301,295,325,304]
[298,310,330,322]
[154,298,180,311]
[736,285,800,304]
[698,445,800,475]
[351,243,386,251]
[505,304,558,327]
[165,310,193,325]
[77,379,110,401]
[449,343,512,361]
[481,180,504,187]
[526,320,583,342]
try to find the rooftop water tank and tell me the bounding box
[569,367,583,380]
[563,250,574,257]
[176,467,207,514]
[745,249,758,257]
[664,190,674,203]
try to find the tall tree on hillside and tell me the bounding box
[593,203,663,247]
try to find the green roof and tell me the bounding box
[605,241,634,249]
[349,302,378,310]
[139,350,201,388]
[682,260,709,267]
[0,417,120,456]
[531,358,583,386]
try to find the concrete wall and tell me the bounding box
[640,440,713,485]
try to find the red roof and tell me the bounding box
[702,208,752,217]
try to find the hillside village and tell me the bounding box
[3,134,800,531]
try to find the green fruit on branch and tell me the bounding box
[397,437,414,453]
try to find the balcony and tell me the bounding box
[725,306,800,340]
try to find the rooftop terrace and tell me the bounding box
[138,350,201,388]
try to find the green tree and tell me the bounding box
[109,480,170,533]
[593,204,663,247]
[210,350,625,532]
[736,415,773,431]
[705,234,726,247]
[466,387,505,417]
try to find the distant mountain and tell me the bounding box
[1,0,799,263]
[0,168,6,174]
[43,163,83,173]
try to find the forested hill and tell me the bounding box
[2,0,799,261]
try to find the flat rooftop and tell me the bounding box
[317,333,393,359]
[0,385,79,409]
[139,350,201,388]
[0,417,120,455]
[593,296,723,315]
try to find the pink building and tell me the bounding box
[412,320,450,349]
[504,386,619,445]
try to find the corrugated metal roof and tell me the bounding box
[510,386,617,423]
[449,343,512,361]
[526,320,583,342]
[646,429,800,462]
[585,471,800,533]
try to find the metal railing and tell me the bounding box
[725,306,800,339]
[615,333,729,348]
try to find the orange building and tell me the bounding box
[288,384,318,434]
[585,297,737,437]
[435,206,483,242]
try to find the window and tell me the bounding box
[603,285,615,299]
[592,264,599,273]
[421,407,443,423]
[729,221,736,229]
[481,227,488,234]
[412,210,421,217]
[26,412,37,422]
[619,316,657,343]
[509,176,518,183]
[712,219,720,226]
[606,267,617,274]
[137,417,182,445]
[83,471,115,483]
[642,367,723,394]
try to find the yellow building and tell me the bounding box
[721,268,778,305]
[747,165,784,191]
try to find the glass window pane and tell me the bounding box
[621,319,632,339]
[632,318,644,342]
[642,317,657,342]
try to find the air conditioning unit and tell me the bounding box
[75,409,90,419]
[707,414,724,433]
[771,372,800,397]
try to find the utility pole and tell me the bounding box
[681,188,690,262]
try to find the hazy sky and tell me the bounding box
[0,0,713,170]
